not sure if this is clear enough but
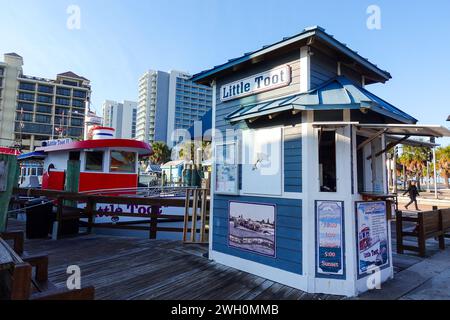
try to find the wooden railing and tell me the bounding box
[12,188,210,242]
[396,207,450,257]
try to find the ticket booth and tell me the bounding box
[191,26,450,297]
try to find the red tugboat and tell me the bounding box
[35,126,151,193]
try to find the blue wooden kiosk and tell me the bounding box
[191,26,450,297]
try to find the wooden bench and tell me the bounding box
[0,233,94,300]
[396,208,449,257]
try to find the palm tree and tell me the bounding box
[399,145,430,190]
[149,141,171,164]
[436,145,450,188]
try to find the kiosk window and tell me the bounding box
[85,151,104,171]
[110,151,136,173]
[319,130,337,192]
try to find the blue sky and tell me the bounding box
[1,0,449,144]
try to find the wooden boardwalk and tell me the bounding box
[5,219,340,300]
[5,216,449,300]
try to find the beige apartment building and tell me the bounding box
[0,53,91,151]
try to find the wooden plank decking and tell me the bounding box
[5,216,449,300]
[5,219,340,300]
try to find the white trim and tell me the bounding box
[300,46,310,93]
[209,80,217,256]
[211,250,308,292]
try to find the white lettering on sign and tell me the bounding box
[220,65,291,102]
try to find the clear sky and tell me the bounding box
[1,0,449,144]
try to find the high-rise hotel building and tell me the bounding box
[102,100,137,139]
[0,53,91,151]
[136,70,212,146]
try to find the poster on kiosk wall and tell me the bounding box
[356,201,389,277]
[316,200,344,277]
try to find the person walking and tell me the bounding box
[403,180,420,211]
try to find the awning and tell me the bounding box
[356,124,450,138]
[17,151,46,160]
[226,76,417,124]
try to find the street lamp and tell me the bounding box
[447,115,450,121]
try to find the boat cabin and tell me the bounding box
[191,26,450,297]
[33,128,151,192]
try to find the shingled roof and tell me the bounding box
[57,71,89,81]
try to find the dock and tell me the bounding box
[5,217,450,300]
[5,219,339,300]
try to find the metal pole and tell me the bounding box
[393,146,398,194]
[433,147,438,199]
[426,161,430,192]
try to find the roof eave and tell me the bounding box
[191,27,392,85]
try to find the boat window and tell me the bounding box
[318,130,337,192]
[110,151,136,173]
[85,151,104,171]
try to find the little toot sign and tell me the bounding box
[220,65,291,102]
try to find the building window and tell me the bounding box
[35,114,51,123]
[68,127,82,137]
[56,87,71,96]
[16,112,33,122]
[73,90,86,98]
[71,117,83,126]
[17,102,34,112]
[56,97,70,106]
[19,82,35,91]
[38,85,53,94]
[318,130,337,192]
[85,151,104,171]
[62,80,79,87]
[54,116,68,125]
[72,99,84,108]
[37,95,53,104]
[36,104,52,113]
[18,92,34,101]
[55,107,70,115]
[110,151,136,173]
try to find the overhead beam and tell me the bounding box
[357,129,387,151]
[366,135,410,160]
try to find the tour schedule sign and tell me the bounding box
[356,201,389,276]
[220,64,291,102]
[316,200,344,276]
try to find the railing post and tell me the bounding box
[86,197,94,235]
[183,189,191,242]
[418,212,426,257]
[52,196,63,240]
[396,210,404,254]
[199,189,208,243]
[190,189,199,243]
[437,208,445,250]
[149,205,159,239]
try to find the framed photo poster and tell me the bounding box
[215,141,239,195]
[316,200,345,277]
[228,201,276,257]
[356,201,390,277]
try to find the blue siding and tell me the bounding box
[310,50,362,89]
[284,125,302,193]
[212,195,302,275]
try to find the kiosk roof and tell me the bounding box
[191,26,391,85]
[226,76,417,124]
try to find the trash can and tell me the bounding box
[25,198,53,239]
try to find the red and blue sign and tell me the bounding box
[316,200,344,277]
